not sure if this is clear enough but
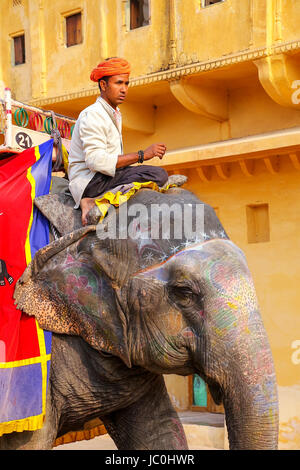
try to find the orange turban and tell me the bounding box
[90,58,131,82]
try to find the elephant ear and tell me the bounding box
[13,226,132,367]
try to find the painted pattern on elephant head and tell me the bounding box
[51,253,102,315]
[126,238,277,428]
[50,251,129,354]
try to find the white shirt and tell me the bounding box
[68,97,123,208]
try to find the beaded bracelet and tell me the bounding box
[138,150,144,163]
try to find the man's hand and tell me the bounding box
[116,143,167,169]
[144,144,167,161]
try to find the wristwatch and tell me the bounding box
[138,150,144,164]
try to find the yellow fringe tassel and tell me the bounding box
[53,419,107,448]
[0,414,45,438]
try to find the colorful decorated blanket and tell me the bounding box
[0,140,53,436]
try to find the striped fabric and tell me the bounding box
[0,140,53,436]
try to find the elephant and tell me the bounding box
[0,185,279,450]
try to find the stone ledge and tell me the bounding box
[147,126,300,169]
[29,38,300,108]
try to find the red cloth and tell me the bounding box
[0,151,39,361]
[90,58,131,82]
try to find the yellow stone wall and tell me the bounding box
[1,0,300,449]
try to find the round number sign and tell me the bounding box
[15,132,33,149]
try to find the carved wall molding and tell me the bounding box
[263,155,280,174]
[196,166,212,183]
[289,152,300,170]
[215,163,231,180]
[30,38,300,108]
[129,38,300,87]
[169,78,228,121]
[239,159,254,177]
[254,53,300,109]
[166,153,300,184]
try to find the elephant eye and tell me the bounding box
[167,282,203,309]
[174,287,193,300]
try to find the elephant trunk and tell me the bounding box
[195,245,280,449]
[222,360,278,449]
[193,296,278,449]
[204,309,279,450]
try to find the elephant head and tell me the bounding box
[14,188,278,449]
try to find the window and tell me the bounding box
[13,34,25,65]
[66,12,82,47]
[192,374,207,408]
[130,0,150,30]
[188,375,224,413]
[246,204,270,244]
[12,0,22,6]
[202,0,224,6]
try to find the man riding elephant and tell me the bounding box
[68,57,173,226]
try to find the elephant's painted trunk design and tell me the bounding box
[219,306,278,450]
[198,307,279,449]
[222,361,278,449]
[187,241,279,449]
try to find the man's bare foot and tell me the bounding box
[80,197,96,226]
[86,204,102,225]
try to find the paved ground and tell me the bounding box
[54,434,219,450]
[54,433,117,450]
[179,411,224,427]
[54,412,225,451]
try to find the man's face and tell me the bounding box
[100,74,130,108]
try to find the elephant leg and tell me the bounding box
[0,425,55,450]
[101,375,188,450]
